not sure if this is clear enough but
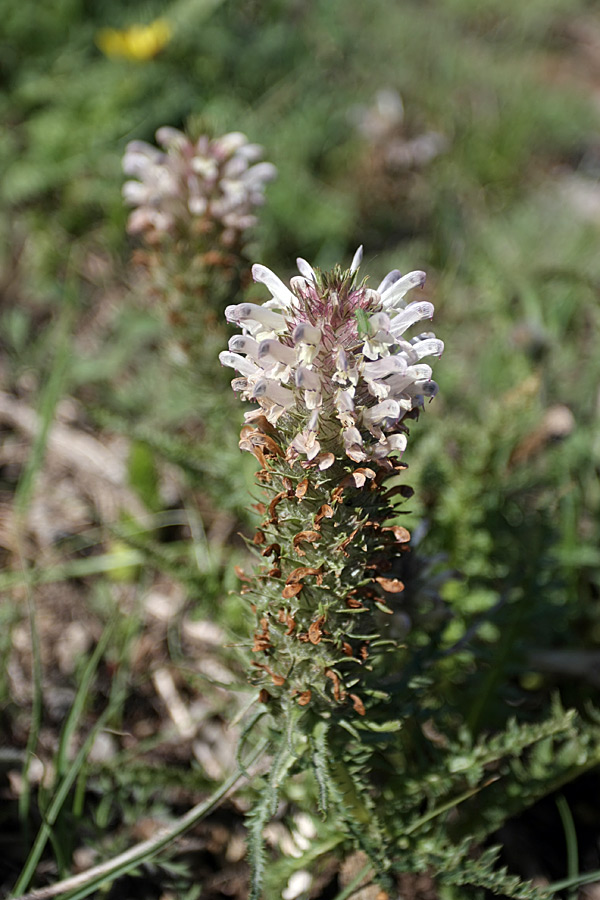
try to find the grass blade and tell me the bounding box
[10,738,269,900]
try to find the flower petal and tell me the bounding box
[381,270,427,309]
[350,245,363,273]
[252,264,295,309]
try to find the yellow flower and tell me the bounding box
[96,18,171,61]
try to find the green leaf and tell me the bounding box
[128,441,161,512]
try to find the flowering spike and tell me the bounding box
[224,251,439,464]
[122,127,276,244]
[226,251,447,895]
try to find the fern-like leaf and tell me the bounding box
[247,742,298,900]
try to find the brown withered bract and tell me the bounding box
[278,609,297,635]
[338,526,361,555]
[382,525,411,544]
[239,426,284,466]
[251,414,279,435]
[382,484,415,502]
[350,694,366,716]
[314,503,334,527]
[295,478,309,499]
[267,491,288,524]
[330,486,345,504]
[311,452,335,470]
[286,565,323,585]
[234,565,251,582]
[375,577,405,593]
[292,530,321,556]
[262,542,281,559]
[325,668,344,702]
[252,617,271,653]
[308,615,326,645]
[340,467,376,489]
[282,583,303,599]
[252,661,285,686]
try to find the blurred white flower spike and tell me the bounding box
[220,249,441,464]
[122,128,277,244]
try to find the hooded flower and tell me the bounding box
[220,247,441,463]
[122,128,277,244]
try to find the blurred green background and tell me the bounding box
[2,0,600,893]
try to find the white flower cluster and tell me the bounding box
[220,247,442,463]
[122,127,277,243]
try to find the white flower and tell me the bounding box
[220,247,441,462]
[282,870,312,900]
